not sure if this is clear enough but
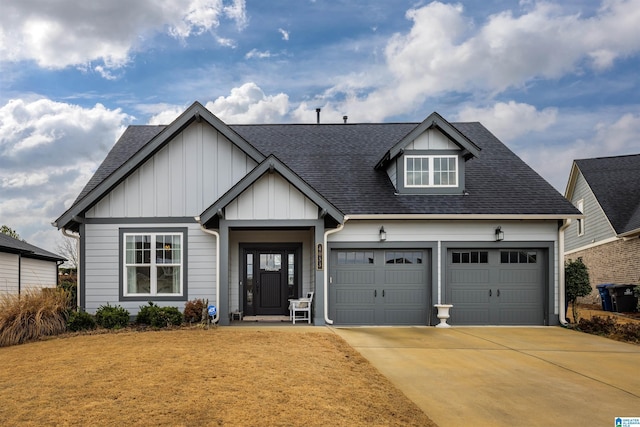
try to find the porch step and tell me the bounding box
[242,315,291,322]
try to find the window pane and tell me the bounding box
[501,252,509,263]
[260,254,281,271]
[452,252,461,263]
[157,266,180,294]
[127,266,150,294]
[528,252,537,263]
[480,251,488,263]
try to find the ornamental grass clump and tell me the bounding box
[0,288,70,347]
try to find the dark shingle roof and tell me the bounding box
[230,122,579,215]
[64,118,580,224]
[575,154,640,235]
[0,233,65,261]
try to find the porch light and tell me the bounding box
[495,226,504,242]
[379,226,387,241]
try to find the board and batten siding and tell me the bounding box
[408,128,461,150]
[565,172,616,252]
[86,122,258,219]
[0,252,19,294]
[225,173,318,220]
[83,222,217,315]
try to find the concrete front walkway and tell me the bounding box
[333,327,640,427]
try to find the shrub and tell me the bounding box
[614,322,640,343]
[95,304,130,329]
[137,302,183,328]
[67,310,97,332]
[184,299,206,323]
[58,278,77,311]
[577,316,617,336]
[565,258,591,323]
[0,288,70,347]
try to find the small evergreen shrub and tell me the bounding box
[184,299,206,323]
[0,288,70,347]
[67,310,97,332]
[137,302,183,328]
[95,304,130,329]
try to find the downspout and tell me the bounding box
[558,219,571,326]
[18,253,22,296]
[323,216,349,325]
[195,218,220,324]
[61,228,80,310]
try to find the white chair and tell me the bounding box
[289,292,314,324]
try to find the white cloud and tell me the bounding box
[320,0,640,121]
[205,82,289,123]
[0,0,247,73]
[147,106,186,125]
[456,101,558,141]
[245,49,273,59]
[0,98,131,251]
[516,111,640,192]
[278,28,290,41]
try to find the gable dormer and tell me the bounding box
[376,112,480,195]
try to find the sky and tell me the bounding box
[1,0,639,254]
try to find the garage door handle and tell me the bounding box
[489,289,492,297]
[497,289,500,297]
[374,290,377,297]
[382,290,385,297]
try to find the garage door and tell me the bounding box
[446,249,545,325]
[329,249,430,325]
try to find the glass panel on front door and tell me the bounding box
[246,253,253,308]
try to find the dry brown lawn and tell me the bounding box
[0,327,436,426]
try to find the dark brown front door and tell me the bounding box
[242,245,300,316]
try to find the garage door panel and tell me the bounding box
[335,270,375,285]
[384,269,423,285]
[450,269,490,283]
[451,288,490,304]
[499,269,539,283]
[335,288,375,304]
[331,249,430,325]
[448,249,545,326]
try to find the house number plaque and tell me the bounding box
[316,244,323,270]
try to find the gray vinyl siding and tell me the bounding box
[0,252,19,294]
[86,122,258,219]
[565,172,616,252]
[83,222,217,315]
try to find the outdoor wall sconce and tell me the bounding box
[495,226,504,242]
[379,226,387,241]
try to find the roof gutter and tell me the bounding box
[558,219,572,326]
[323,216,349,325]
[346,214,584,220]
[61,228,80,310]
[195,217,220,324]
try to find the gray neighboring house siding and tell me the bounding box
[54,101,580,325]
[0,233,65,295]
[564,154,640,302]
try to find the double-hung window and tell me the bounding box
[124,232,183,296]
[405,155,457,187]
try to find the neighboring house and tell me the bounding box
[54,102,581,326]
[0,233,66,295]
[564,154,640,301]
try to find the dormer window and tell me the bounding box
[405,155,458,188]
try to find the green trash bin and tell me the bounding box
[608,284,638,313]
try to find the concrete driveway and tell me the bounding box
[333,327,640,427]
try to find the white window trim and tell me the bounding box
[576,199,585,236]
[123,232,184,297]
[404,155,458,188]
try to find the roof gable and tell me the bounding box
[55,102,265,230]
[375,112,481,169]
[199,155,344,227]
[569,154,640,236]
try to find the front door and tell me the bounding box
[242,245,300,316]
